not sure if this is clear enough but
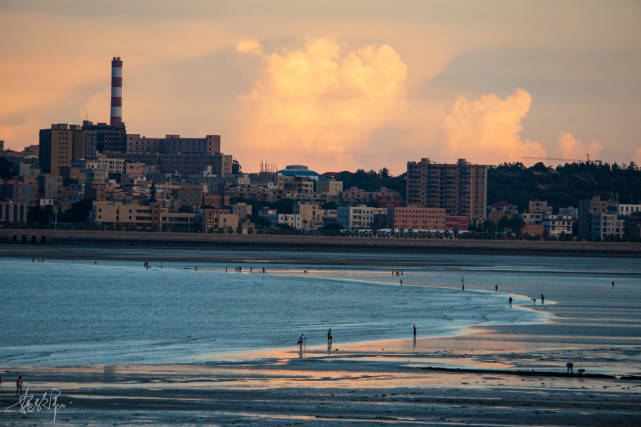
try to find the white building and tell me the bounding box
[522,212,544,225]
[337,205,388,230]
[258,208,302,229]
[618,203,641,216]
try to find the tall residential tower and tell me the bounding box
[406,158,488,221]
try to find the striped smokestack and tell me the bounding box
[110,57,123,126]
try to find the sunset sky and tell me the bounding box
[1,0,640,173]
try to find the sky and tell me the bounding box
[1,0,640,173]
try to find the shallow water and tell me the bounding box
[1,256,545,366]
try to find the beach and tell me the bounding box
[1,246,640,425]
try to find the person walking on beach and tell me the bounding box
[413,324,417,338]
[612,281,615,288]
[327,328,333,345]
[509,296,513,308]
[16,376,23,396]
[495,284,498,292]
[540,294,545,304]
[298,334,305,351]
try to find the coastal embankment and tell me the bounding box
[0,229,641,257]
[1,228,641,257]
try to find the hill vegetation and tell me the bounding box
[488,162,641,210]
[333,162,641,210]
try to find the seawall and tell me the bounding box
[1,229,640,257]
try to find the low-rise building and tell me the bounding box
[295,203,330,230]
[488,202,519,222]
[317,178,343,196]
[0,201,27,224]
[591,213,625,240]
[528,200,552,214]
[340,187,402,207]
[445,216,469,231]
[202,208,239,232]
[579,196,617,238]
[522,212,544,225]
[618,203,641,216]
[558,207,578,220]
[543,214,573,237]
[337,205,387,230]
[388,206,446,231]
[521,223,543,236]
[232,202,253,218]
[92,200,196,230]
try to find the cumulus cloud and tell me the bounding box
[236,38,407,170]
[556,132,602,162]
[440,88,546,164]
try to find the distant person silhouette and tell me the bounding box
[298,334,305,351]
[540,294,545,304]
[413,324,417,338]
[495,284,498,292]
[16,376,23,396]
[566,361,574,374]
[509,296,513,308]
[612,281,615,288]
[327,328,333,345]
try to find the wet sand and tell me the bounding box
[2,340,640,425]
[2,250,641,424]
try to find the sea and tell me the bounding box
[1,249,639,366]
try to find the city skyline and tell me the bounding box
[1,1,640,174]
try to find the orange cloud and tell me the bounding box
[556,132,602,162]
[236,38,407,170]
[236,40,263,55]
[440,88,546,164]
[635,147,641,165]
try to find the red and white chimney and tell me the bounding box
[110,57,123,126]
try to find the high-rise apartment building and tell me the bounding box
[406,158,488,221]
[39,124,85,175]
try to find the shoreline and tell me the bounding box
[2,329,640,425]
[2,228,641,257]
[2,246,640,424]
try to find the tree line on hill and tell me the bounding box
[334,162,641,211]
[487,162,641,210]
